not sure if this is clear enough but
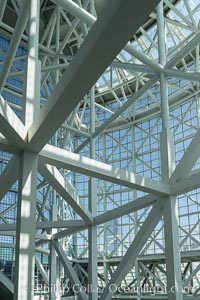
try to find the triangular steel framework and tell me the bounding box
[0,0,200,300]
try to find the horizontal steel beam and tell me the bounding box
[40,144,170,196]
[0,220,86,231]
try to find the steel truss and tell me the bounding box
[0,0,200,300]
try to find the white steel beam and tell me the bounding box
[49,240,58,300]
[49,242,57,300]
[22,0,40,128]
[0,155,19,200]
[0,220,87,231]
[164,68,200,83]
[171,172,200,195]
[40,144,170,196]
[52,0,95,27]
[0,135,19,154]
[160,129,175,182]
[52,239,88,300]
[0,229,51,244]
[166,31,200,68]
[28,0,160,153]
[157,3,183,299]
[0,220,85,232]
[39,163,93,223]
[22,59,41,128]
[0,224,16,231]
[49,191,60,300]
[170,129,200,183]
[36,220,87,229]
[88,177,98,300]
[139,261,165,289]
[0,203,17,219]
[35,256,49,285]
[111,61,156,75]
[0,271,14,294]
[14,152,38,300]
[88,86,98,300]
[14,1,40,298]
[0,96,27,148]
[182,264,200,288]
[94,194,156,225]
[99,201,163,300]
[53,226,87,240]
[0,0,29,92]
[163,196,183,300]
[50,0,94,30]
[124,43,163,73]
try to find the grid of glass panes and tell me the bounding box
[74,88,200,257]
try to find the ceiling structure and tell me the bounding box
[0,0,200,300]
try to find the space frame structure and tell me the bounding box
[0,0,200,299]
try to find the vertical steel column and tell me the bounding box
[195,45,200,127]
[22,0,41,127]
[50,8,62,293]
[55,5,60,84]
[103,133,108,285]
[157,4,169,132]
[56,7,65,293]
[88,86,98,300]
[50,189,60,300]
[157,2,183,300]
[163,194,183,300]
[135,259,141,300]
[132,123,140,299]
[14,1,40,299]
[14,152,38,300]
